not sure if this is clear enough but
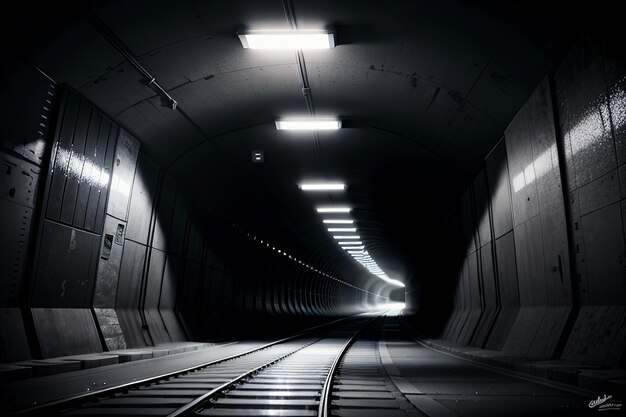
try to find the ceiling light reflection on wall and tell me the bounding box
[239,30,335,50]
[300,182,346,191]
[276,119,341,130]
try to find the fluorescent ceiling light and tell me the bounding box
[317,207,351,213]
[333,235,360,240]
[323,219,353,224]
[327,227,356,232]
[300,182,345,191]
[276,119,341,130]
[239,30,335,50]
[339,241,362,245]
[342,246,364,250]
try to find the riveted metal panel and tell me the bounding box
[125,152,158,244]
[582,202,626,305]
[555,31,616,190]
[46,91,80,221]
[160,255,186,341]
[0,152,40,209]
[514,216,547,306]
[0,48,56,165]
[31,220,100,308]
[59,103,91,225]
[485,231,519,350]
[486,139,513,238]
[524,78,572,306]
[94,123,118,234]
[471,243,498,347]
[93,215,126,308]
[0,308,31,362]
[73,110,102,229]
[577,169,620,216]
[562,306,626,367]
[460,189,475,256]
[152,173,178,251]
[143,248,171,343]
[474,169,491,247]
[116,240,148,347]
[32,308,102,358]
[84,118,114,232]
[505,106,540,227]
[601,26,626,166]
[0,199,34,306]
[107,129,140,221]
[168,189,188,256]
[502,306,546,355]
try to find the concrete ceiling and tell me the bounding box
[3,0,588,290]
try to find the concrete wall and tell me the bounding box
[441,24,626,368]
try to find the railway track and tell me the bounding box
[13,313,420,417]
[4,314,344,415]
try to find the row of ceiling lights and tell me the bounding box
[238,30,403,287]
[240,29,341,132]
[301,183,404,288]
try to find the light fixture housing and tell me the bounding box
[317,206,351,213]
[238,30,335,50]
[276,119,342,130]
[299,182,346,191]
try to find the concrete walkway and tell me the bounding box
[379,315,601,416]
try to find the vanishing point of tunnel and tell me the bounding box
[0,1,625,416]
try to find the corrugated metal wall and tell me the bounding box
[0,71,370,361]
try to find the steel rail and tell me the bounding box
[317,315,381,417]
[13,314,365,416]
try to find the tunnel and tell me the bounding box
[0,1,625,416]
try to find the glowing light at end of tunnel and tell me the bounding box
[239,30,335,50]
[378,302,406,311]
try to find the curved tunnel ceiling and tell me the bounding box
[5,0,588,292]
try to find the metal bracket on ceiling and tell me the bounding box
[80,5,178,110]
